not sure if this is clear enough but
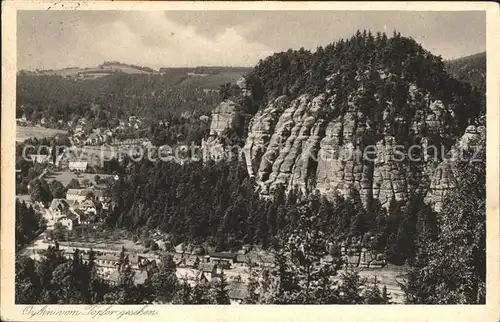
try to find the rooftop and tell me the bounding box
[209,252,237,259]
[49,199,69,212]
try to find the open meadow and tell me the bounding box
[16,125,67,142]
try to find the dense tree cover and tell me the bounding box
[105,158,437,266]
[16,72,226,146]
[15,200,47,249]
[16,245,111,304]
[444,52,486,118]
[15,244,390,305]
[29,178,53,203]
[15,31,486,305]
[401,141,486,304]
[15,136,71,194]
[236,30,484,140]
[16,72,221,123]
[444,52,486,95]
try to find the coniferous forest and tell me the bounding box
[15,30,486,305]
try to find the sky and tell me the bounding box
[17,10,486,71]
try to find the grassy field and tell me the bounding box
[17,126,67,142]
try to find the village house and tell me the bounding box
[71,136,81,145]
[78,199,97,215]
[49,198,70,219]
[208,252,237,268]
[175,268,200,287]
[237,245,252,255]
[66,189,88,203]
[65,199,79,209]
[16,118,29,126]
[56,213,78,231]
[29,154,51,164]
[69,161,88,172]
[198,263,219,281]
[174,242,192,254]
[70,208,92,225]
[75,125,84,133]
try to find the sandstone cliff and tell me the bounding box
[205,74,482,211]
[202,100,242,162]
[203,34,484,211]
[424,124,485,211]
[240,68,469,209]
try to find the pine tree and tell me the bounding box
[272,204,339,304]
[401,142,486,304]
[15,254,41,304]
[363,276,386,304]
[148,254,179,303]
[382,285,392,304]
[172,278,192,304]
[190,278,211,304]
[338,270,366,304]
[210,270,231,304]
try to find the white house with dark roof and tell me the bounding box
[66,189,87,203]
[29,154,51,164]
[69,161,88,172]
[65,199,79,209]
[79,199,97,214]
[57,215,76,231]
[49,198,70,219]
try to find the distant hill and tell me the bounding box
[159,66,252,75]
[444,52,486,93]
[18,64,252,84]
[18,62,160,79]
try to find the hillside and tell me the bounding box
[444,52,486,93]
[18,63,251,82]
[16,66,249,140]
[203,31,485,211]
[19,61,160,79]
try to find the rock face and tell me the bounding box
[209,100,241,136]
[202,100,242,162]
[238,70,469,209]
[424,124,485,211]
[205,68,482,211]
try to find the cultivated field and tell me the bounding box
[16,126,67,142]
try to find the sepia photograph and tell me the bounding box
[2,2,499,321]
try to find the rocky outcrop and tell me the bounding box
[202,100,242,162]
[424,124,486,211]
[238,71,465,208]
[208,100,241,136]
[206,68,481,210]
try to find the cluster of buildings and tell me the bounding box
[45,186,112,231]
[69,115,147,147]
[28,242,252,304]
[70,118,113,146]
